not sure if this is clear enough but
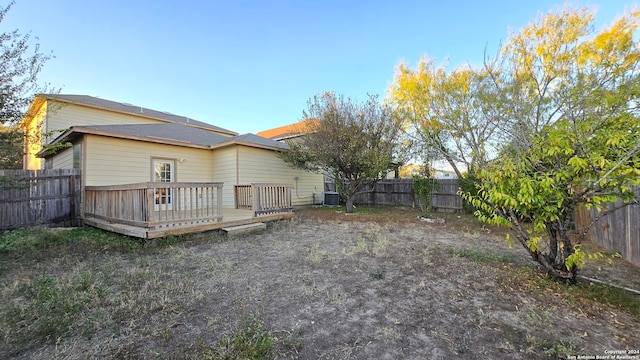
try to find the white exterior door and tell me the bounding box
[153,160,174,210]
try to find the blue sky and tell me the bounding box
[2,0,636,134]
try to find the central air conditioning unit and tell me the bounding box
[323,191,339,206]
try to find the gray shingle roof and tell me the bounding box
[39,94,237,136]
[66,123,290,150]
[79,123,231,147]
[229,133,289,150]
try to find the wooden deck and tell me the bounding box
[83,183,294,239]
[84,208,294,239]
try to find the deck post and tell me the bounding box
[234,186,239,209]
[146,186,154,225]
[252,184,259,217]
[217,184,223,221]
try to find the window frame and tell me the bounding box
[151,158,177,207]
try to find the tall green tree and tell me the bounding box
[0,124,23,168]
[463,7,640,282]
[0,1,53,168]
[280,92,404,213]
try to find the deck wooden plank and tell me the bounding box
[83,208,294,239]
[222,222,267,237]
[146,212,294,239]
[83,218,149,238]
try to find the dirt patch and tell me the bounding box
[2,209,639,359]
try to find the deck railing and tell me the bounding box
[234,185,253,210]
[84,182,223,230]
[234,183,293,216]
[252,183,293,215]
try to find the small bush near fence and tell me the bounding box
[412,176,439,216]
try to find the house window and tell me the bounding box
[153,159,175,205]
[44,158,53,169]
[73,144,82,169]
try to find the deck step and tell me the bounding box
[222,222,267,236]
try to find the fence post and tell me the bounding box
[70,174,76,226]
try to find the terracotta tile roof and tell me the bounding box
[256,119,318,140]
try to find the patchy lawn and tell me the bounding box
[1,207,639,359]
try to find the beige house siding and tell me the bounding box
[52,146,74,169]
[23,101,165,170]
[23,101,48,170]
[236,146,323,206]
[45,102,165,142]
[212,146,239,208]
[25,98,237,170]
[84,135,213,186]
[48,135,321,209]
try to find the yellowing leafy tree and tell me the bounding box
[389,58,502,176]
[463,6,640,282]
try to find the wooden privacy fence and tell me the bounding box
[0,169,82,230]
[235,184,293,216]
[326,178,464,211]
[575,187,640,267]
[353,179,415,206]
[431,179,464,211]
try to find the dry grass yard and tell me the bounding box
[1,206,639,359]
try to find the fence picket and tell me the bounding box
[0,169,82,230]
[575,187,640,267]
[324,178,464,211]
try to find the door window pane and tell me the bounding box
[155,162,172,182]
[154,161,173,205]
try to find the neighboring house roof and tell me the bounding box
[40,123,288,157]
[34,94,238,136]
[256,119,318,140]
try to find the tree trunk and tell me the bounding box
[548,227,558,265]
[424,133,464,179]
[346,195,355,213]
[533,250,577,284]
[437,142,464,179]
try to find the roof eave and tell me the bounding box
[210,139,289,152]
[40,126,212,157]
[39,126,289,158]
[21,95,47,127]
